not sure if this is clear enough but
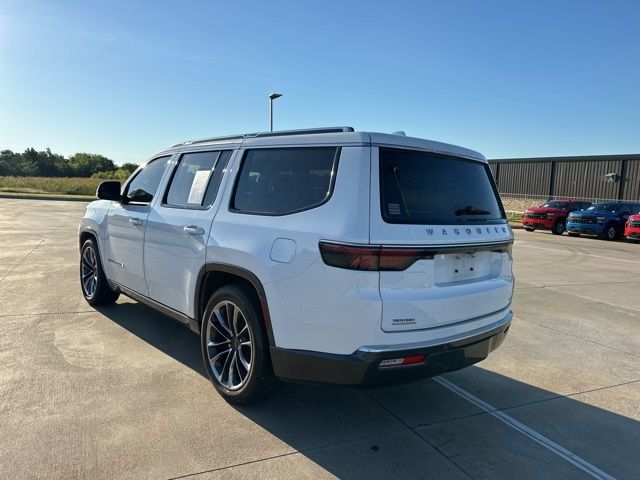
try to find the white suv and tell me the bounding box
[79,127,514,404]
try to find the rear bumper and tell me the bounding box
[270,311,512,387]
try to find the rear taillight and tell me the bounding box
[318,242,380,271]
[320,241,513,271]
[379,247,435,270]
[319,242,435,271]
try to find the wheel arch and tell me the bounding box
[79,228,98,252]
[195,263,275,346]
[79,227,117,290]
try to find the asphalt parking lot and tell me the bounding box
[1,198,639,480]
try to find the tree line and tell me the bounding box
[0,148,139,180]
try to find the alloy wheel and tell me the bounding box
[81,246,98,298]
[205,300,253,391]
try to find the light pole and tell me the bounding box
[268,93,282,131]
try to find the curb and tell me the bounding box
[0,193,94,202]
[509,222,523,229]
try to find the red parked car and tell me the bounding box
[625,214,640,243]
[522,200,592,235]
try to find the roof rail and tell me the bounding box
[174,126,355,147]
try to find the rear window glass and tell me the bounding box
[379,148,505,224]
[232,147,339,215]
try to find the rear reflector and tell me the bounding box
[379,354,426,368]
[319,242,435,271]
[402,354,426,365]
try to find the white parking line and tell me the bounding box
[434,377,616,480]
[517,242,640,264]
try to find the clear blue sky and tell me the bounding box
[1,0,639,164]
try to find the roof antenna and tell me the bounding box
[391,131,406,136]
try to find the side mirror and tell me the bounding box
[96,181,122,201]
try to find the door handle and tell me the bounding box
[129,217,143,226]
[183,225,205,236]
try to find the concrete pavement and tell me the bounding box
[0,199,638,479]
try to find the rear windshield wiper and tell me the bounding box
[455,206,491,216]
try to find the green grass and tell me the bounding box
[507,212,523,223]
[0,176,101,196]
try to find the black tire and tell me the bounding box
[201,284,279,405]
[524,227,535,232]
[568,232,580,237]
[552,219,566,235]
[602,223,617,241]
[80,239,119,306]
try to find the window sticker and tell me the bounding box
[187,169,212,205]
[388,203,401,215]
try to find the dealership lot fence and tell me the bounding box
[499,193,623,215]
[488,154,640,207]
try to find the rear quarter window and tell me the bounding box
[379,148,505,225]
[231,147,340,215]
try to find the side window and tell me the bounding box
[202,150,232,207]
[125,156,171,204]
[165,151,230,208]
[232,147,340,215]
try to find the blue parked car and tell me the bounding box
[566,201,640,240]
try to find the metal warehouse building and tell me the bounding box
[488,154,640,201]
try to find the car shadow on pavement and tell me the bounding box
[98,301,639,480]
[98,301,207,376]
